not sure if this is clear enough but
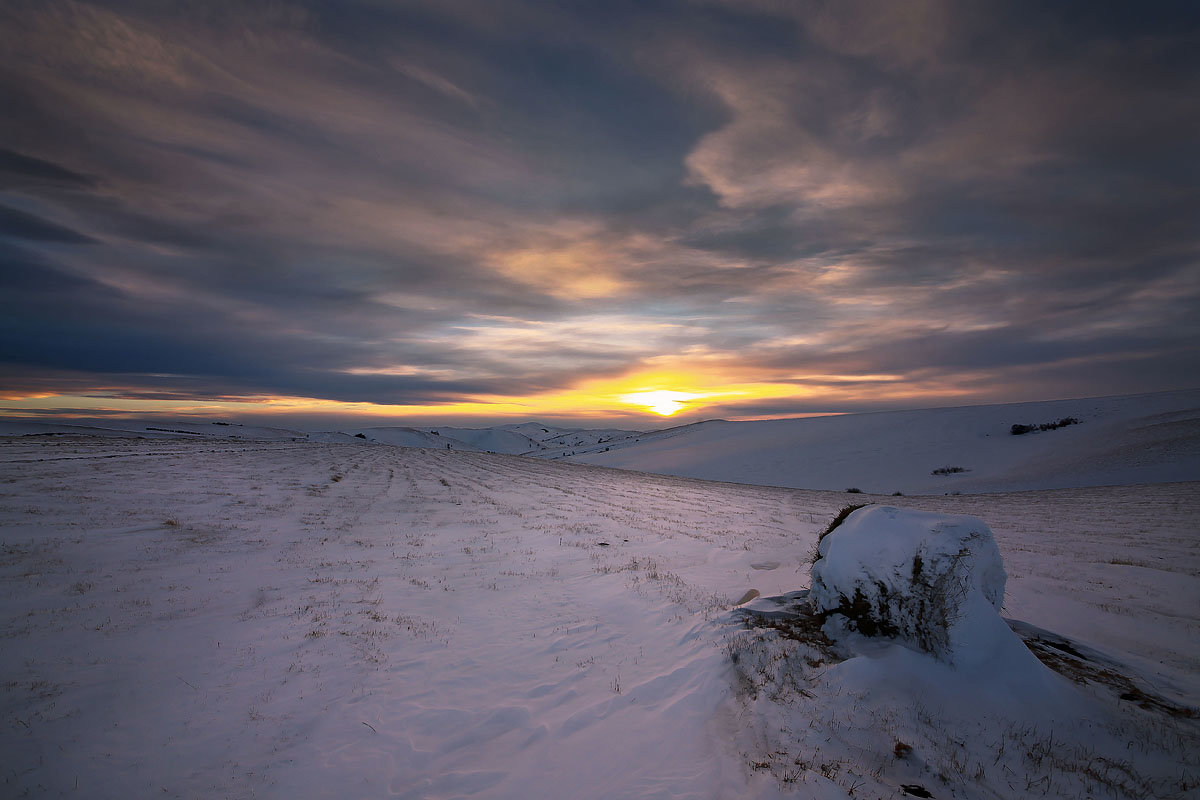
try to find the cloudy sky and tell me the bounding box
[2,0,1198,427]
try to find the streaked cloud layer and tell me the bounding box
[2,0,1198,425]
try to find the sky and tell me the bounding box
[2,0,1199,429]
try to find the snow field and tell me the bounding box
[1,440,813,798]
[1,438,1197,798]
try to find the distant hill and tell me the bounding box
[551,390,1200,494]
[340,426,464,449]
[429,426,544,454]
[4,390,1196,493]
[337,424,644,454]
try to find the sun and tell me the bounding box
[618,389,701,416]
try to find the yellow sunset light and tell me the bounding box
[618,389,702,416]
[0,360,914,425]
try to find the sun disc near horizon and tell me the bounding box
[619,389,702,416]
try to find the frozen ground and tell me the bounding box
[1,438,1197,798]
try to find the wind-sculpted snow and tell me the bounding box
[1,439,1197,798]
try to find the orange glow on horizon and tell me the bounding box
[0,363,955,424]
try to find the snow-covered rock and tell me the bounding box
[811,505,1012,667]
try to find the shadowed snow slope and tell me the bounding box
[1,439,1197,799]
[561,390,1200,493]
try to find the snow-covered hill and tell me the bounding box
[428,426,544,454]
[338,424,645,455]
[558,390,1200,494]
[341,425,470,450]
[3,390,1197,494]
[1,438,1196,798]
[532,428,646,457]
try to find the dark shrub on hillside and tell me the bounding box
[1011,417,1080,436]
[354,432,366,439]
[845,487,863,493]
[931,466,967,475]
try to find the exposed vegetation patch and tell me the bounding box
[1009,621,1198,719]
[736,611,840,665]
[930,465,968,475]
[1010,417,1080,435]
[729,592,844,671]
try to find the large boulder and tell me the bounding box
[811,505,1010,667]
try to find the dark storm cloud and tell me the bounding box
[1,0,1197,418]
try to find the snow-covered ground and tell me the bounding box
[2,438,1196,798]
[559,390,1200,494]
